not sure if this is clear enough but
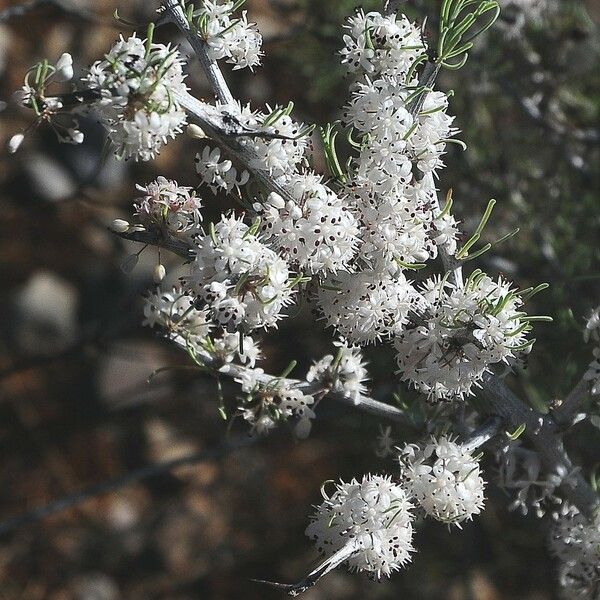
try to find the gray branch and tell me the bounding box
[162,0,234,105]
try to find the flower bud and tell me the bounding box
[55,53,74,82]
[68,129,84,144]
[153,263,166,283]
[7,133,24,154]
[267,192,285,209]
[187,124,207,139]
[110,219,130,233]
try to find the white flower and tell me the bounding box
[254,172,359,274]
[189,213,295,332]
[341,11,425,79]
[194,2,262,70]
[395,274,531,401]
[306,341,369,403]
[584,307,600,344]
[318,270,418,344]
[212,332,262,367]
[235,371,315,437]
[306,475,414,578]
[195,145,249,193]
[85,35,188,160]
[134,176,202,233]
[143,287,211,346]
[350,179,440,273]
[195,102,309,192]
[400,437,486,525]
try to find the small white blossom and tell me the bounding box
[195,145,249,193]
[143,287,211,347]
[212,332,262,367]
[318,270,418,344]
[236,370,315,437]
[254,172,359,274]
[193,1,262,70]
[341,11,425,79]
[85,35,188,160]
[306,341,369,403]
[584,307,600,344]
[400,436,486,526]
[395,274,532,401]
[551,509,600,599]
[306,475,414,578]
[134,176,202,233]
[189,213,295,332]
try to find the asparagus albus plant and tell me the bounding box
[8,0,599,596]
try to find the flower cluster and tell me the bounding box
[306,475,414,578]
[188,214,295,332]
[551,509,600,599]
[195,102,309,189]
[134,177,202,233]
[85,34,187,161]
[194,145,250,193]
[497,440,570,518]
[400,437,486,525]
[255,176,359,274]
[317,270,417,344]
[143,287,211,348]
[350,179,458,274]
[193,0,262,70]
[236,368,315,437]
[306,341,369,403]
[211,331,262,367]
[395,273,531,401]
[340,10,425,77]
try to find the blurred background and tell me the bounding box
[0,0,598,598]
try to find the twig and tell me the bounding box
[480,373,599,516]
[254,540,360,596]
[162,0,234,105]
[0,436,254,537]
[463,416,503,451]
